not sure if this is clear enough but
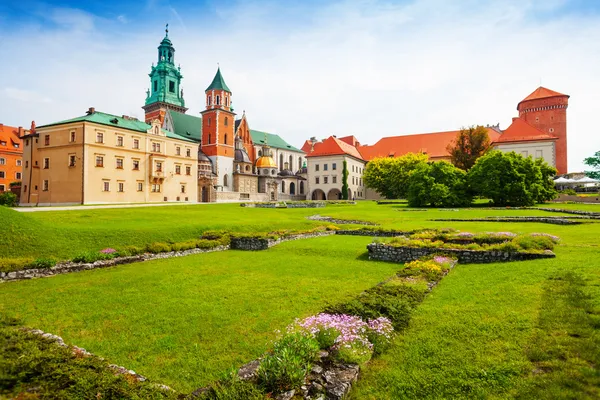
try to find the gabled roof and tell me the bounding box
[358,128,501,161]
[338,135,360,147]
[518,86,569,108]
[306,136,364,160]
[250,129,303,153]
[494,118,556,144]
[169,110,201,143]
[0,124,23,154]
[301,140,313,153]
[206,67,231,92]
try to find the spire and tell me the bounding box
[206,67,231,92]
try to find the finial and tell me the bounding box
[165,23,169,36]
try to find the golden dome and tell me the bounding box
[256,156,277,168]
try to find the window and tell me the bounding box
[96,156,104,167]
[332,163,337,170]
[324,164,328,171]
[133,160,140,170]
[324,176,328,184]
[0,158,4,165]
[96,132,104,143]
[186,166,191,175]
[118,182,124,192]
[176,146,181,155]
[0,184,4,191]
[175,165,181,174]
[181,185,186,193]
[70,131,76,142]
[216,95,220,105]
[43,158,49,169]
[207,95,212,105]
[137,182,143,192]
[103,181,110,192]
[153,80,158,92]
[224,134,228,145]
[151,184,161,192]
[116,158,124,169]
[223,174,228,187]
[156,162,162,172]
[333,176,337,184]
[152,142,161,152]
[315,177,320,184]
[352,165,355,172]
[16,160,22,166]
[315,164,320,171]
[24,185,27,192]
[44,135,50,146]
[521,150,529,157]
[25,139,29,146]
[535,150,543,159]
[186,148,191,157]
[13,143,19,148]
[169,81,175,93]
[224,117,228,126]
[69,155,76,167]
[117,136,124,147]
[0,171,4,178]
[208,118,211,127]
[208,134,212,144]
[133,138,140,149]
[25,161,28,168]
[43,180,49,191]
[352,176,355,185]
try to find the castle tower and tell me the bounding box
[517,87,569,174]
[142,25,187,124]
[200,67,236,190]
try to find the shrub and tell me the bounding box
[72,251,115,263]
[560,188,577,196]
[512,234,555,251]
[334,337,373,365]
[407,161,472,207]
[120,245,145,256]
[199,372,266,400]
[0,257,35,273]
[366,317,394,356]
[0,192,18,207]
[27,257,57,269]
[146,242,173,254]
[402,259,446,281]
[171,240,197,252]
[257,333,319,393]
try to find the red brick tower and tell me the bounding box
[517,87,569,174]
[200,67,235,158]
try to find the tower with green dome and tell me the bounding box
[142,25,188,124]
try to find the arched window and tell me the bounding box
[224,117,228,126]
[298,157,302,169]
[224,134,228,145]
[300,181,305,194]
[225,97,229,106]
[216,95,220,105]
[258,150,262,157]
[281,181,285,193]
[279,153,284,171]
[289,155,293,171]
[245,165,250,172]
[207,95,212,105]
[290,182,296,195]
[223,174,228,187]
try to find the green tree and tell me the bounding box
[407,161,472,207]
[447,125,492,170]
[363,153,428,199]
[468,151,557,206]
[583,150,600,179]
[342,160,349,200]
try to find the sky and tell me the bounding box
[1,0,599,172]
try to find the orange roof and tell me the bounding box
[305,136,364,160]
[358,128,501,161]
[494,118,556,144]
[0,124,23,155]
[338,135,360,147]
[301,140,313,153]
[518,86,568,108]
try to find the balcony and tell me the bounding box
[150,170,165,182]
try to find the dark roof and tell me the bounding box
[169,110,202,143]
[235,148,251,163]
[235,119,242,130]
[278,169,295,177]
[206,67,231,92]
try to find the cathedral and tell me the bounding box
[143,27,308,202]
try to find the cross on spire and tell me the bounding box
[165,23,169,36]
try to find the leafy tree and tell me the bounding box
[0,192,18,207]
[363,153,428,199]
[583,150,600,179]
[342,160,349,200]
[447,125,492,170]
[407,161,472,207]
[468,151,557,206]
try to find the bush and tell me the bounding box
[0,257,35,273]
[72,251,114,263]
[0,192,18,207]
[407,161,472,207]
[119,245,145,256]
[198,372,266,400]
[560,188,577,196]
[334,338,373,365]
[146,242,173,254]
[257,333,319,393]
[401,259,445,281]
[512,234,555,251]
[27,257,57,269]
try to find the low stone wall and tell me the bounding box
[230,231,335,251]
[533,207,600,217]
[430,217,582,225]
[307,215,378,225]
[241,201,326,208]
[552,194,600,204]
[1,246,229,283]
[335,230,410,237]
[366,243,555,264]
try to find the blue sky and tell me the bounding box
[1,0,599,172]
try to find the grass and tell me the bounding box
[1,201,600,398]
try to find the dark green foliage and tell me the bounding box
[72,251,114,263]
[314,327,340,350]
[28,257,57,269]
[257,333,319,393]
[560,188,577,195]
[0,316,179,399]
[342,160,349,200]
[468,151,558,206]
[197,372,266,400]
[407,161,472,207]
[447,125,492,170]
[325,285,427,330]
[583,150,600,179]
[0,191,18,206]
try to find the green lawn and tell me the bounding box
[1,201,599,397]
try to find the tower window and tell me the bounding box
[169,81,175,93]
[207,95,212,105]
[216,95,220,105]
[224,134,228,145]
[224,117,228,126]
[154,81,157,92]
[208,134,212,144]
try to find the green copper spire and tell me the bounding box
[145,25,185,108]
[206,67,231,92]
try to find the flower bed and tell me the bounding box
[307,215,378,225]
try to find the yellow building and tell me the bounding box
[20,108,198,205]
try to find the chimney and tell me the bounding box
[512,117,519,122]
[30,120,36,133]
[86,107,96,115]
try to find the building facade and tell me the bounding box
[0,124,24,192]
[20,110,198,205]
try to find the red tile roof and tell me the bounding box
[358,128,501,161]
[0,124,23,156]
[305,136,364,160]
[301,140,313,153]
[338,135,360,147]
[518,86,568,108]
[493,117,557,144]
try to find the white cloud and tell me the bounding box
[1,0,599,172]
[3,88,52,104]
